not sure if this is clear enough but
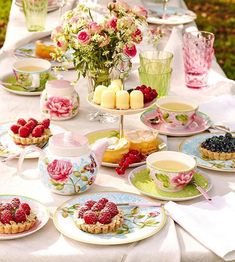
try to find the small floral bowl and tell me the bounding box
[146,151,196,192]
[156,96,198,130]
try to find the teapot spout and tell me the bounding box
[91,139,109,167]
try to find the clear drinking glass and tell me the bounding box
[183,31,215,89]
[23,0,48,32]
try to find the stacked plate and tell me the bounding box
[15,0,59,12]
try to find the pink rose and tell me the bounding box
[132,5,148,18]
[77,30,90,45]
[132,28,143,44]
[149,211,160,217]
[115,1,129,11]
[107,17,117,30]
[89,22,102,34]
[99,33,111,47]
[45,97,73,118]
[171,171,194,188]
[123,44,137,58]
[47,159,73,183]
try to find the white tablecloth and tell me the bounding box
[0,0,235,261]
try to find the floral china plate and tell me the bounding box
[53,191,166,245]
[85,129,167,168]
[128,165,212,201]
[180,133,235,172]
[0,122,65,158]
[140,107,212,136]
[0,195,49,240]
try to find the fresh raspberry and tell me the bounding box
[98,210,112,224]
[0,203,14,211]
[98,198,109,206]
[42,119,50,129]
[17,118,26,126]
[25,120,37,131]
[105,202,118,217]
[11,198,21,208]
[91,202,104,211]
[18,126,30,138]
[129,150,139,155]
[85,200,96,209]
[83,211,98,224]
[115,167,125,175]
[0,210,13,224]
[32,126,43,137]
[28,118,38,126]
[20,203,31,215]
[10,124,20,134]
[78,206,90,218]
[14,209,27,223]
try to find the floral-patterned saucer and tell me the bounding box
[0,122,65,159]
[128,165,212,201]
[140,107,212,137]
[53,191,166,245]
[0,195,49,240]
[180,133,235,172]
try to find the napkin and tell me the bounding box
[165,192,235,261]
[199,94,235,132]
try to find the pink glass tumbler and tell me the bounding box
[183,31,214,89]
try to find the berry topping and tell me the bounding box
[18,126,30,138]
[32,126,44,137]
[83,211,98,224]
[0,203,13,212]
[11,198,21,208]
[14,209,27,223]
[28,118,38,126]
[42,119,50,129]
[17,118,26,126]
[0,210,13,224]
[104,202,118,217]
[91,202,104,211]
[25,120,37,131]
[78,206,90,218]
[10,124,20,134]
[135,85,158,103]
[85,200,96,209]
[20,203,31,215]
[98,198,109,206]
[98,210,112,224]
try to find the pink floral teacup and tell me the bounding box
[156,96,198,130]
[146,151,196,192]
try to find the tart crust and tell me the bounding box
[199,146,235,161]
[74,209,124,234]
[0,213,37,234]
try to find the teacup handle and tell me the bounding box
[17,145,45,176]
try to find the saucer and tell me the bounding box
[140,107,212,136]
[128,165,212,201]
[15,0,59,12]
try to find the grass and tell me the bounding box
[0,0,234,79]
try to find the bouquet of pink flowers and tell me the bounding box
[51,1,148,86]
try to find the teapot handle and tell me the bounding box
[17,145,46,175]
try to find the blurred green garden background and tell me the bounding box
[0,0,234,79]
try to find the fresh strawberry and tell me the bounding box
[42,119,50,129]
[91,202,104,211]
[11,198,21,208]
[10,124,20,134]
[98,210,112,224]
[14,209,26,223]
[78,206,90,218]
[20,203,31,215]
[98,198,109,206]
[85,200,96,209]
[0,210,13,224]
[28,118,38,126]
[18,126,30,138]
[0,203,14,212]
[105,202,118,217]
[32,126,43,137]
[83,211,98,224]
[17,118,26,126]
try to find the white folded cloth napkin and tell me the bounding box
[165,192,235,261]
[199,94,235,132]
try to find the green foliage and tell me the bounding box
[0,0,12,47]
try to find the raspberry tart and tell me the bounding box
[74,198,124,234]
[200,133,235,160]
[0,197,37,234]
[9,118,51,148]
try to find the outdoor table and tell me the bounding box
[0,0,235,261]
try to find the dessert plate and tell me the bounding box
[0,73,56,96]
[0,122,65,159]
[87,93,156,115]
[86,129,167,168]
[147,6,196,25]
[180,134,235,172]
[128,165,212,201]
[140,107,212,136]
[15,0,60,13]
[0,195,49,240]
[53,191,166,245]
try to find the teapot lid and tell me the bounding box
[49,132,90,157]
[46,80,74,96]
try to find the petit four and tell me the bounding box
[101,89,116,109]
[130,90,144,109]
[93,85,107,105]
[116,90,130,110]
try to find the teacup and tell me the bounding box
[146,151,196,192]
[156,96,198,130]
[13,58,51,91]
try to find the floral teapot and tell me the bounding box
[17,132,108,195]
